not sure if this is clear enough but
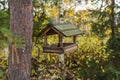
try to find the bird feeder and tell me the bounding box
[38,23,83,54]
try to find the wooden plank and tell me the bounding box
[64,44,78,53]
[62,29,83,37]
[43,45,63,53]
[64,45,78,53]
[51,27,63,36]
[43,49,63,53]
[42,43,78,53]
[54,23,83,37]
[58,34,63,47]
[41,27,51,37]
[55,23,77,31]
[43,34,47,45]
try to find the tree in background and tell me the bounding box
[8,0,33,80]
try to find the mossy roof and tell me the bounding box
[39,23,83,37]
[54,23,83,36]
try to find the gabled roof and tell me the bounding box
[38,23,83,37]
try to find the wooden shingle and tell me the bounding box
[38,23,83,37]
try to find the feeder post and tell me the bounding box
[59,53,65,80]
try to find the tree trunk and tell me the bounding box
[8,0,33,80]
[111,0,115,37]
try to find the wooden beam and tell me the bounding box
[43,34,47,45]
[41,27,51,37]
[51,27,63,36]
[73,36,76,43]
[59,34,63,47]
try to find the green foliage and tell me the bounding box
[107,35,120,52]
[33,0,52,45]
[90,9,111,37]
[0,53,8,80]
[75,36,108,79]
[1,0,120,80]
[89,0,120,37]
[0,10,11,50]
[31,35,120,80]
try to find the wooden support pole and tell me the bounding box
[73,36,76,43]
[43,34,47,45]
[59,53,65,80]
[59,34,63,47]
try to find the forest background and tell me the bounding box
[0,0,120,80]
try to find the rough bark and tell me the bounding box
[111,0,115,37]
[8,0,33,80]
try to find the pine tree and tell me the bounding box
[8,0,33,80]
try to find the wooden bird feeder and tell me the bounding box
[38,23,83,54]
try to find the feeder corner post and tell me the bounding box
[59,34,63,47]
[43,34,47,45]
[73,36,76,44]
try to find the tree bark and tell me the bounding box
[111,0,115,37]
[8,0,33,80]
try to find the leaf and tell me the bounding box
[47,54,51,62]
